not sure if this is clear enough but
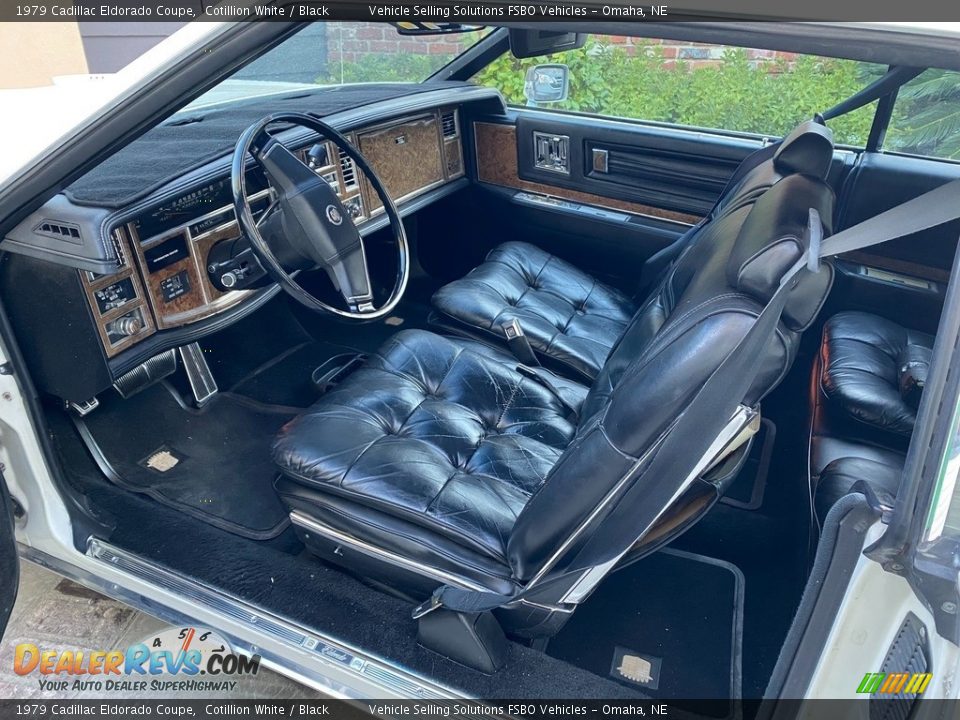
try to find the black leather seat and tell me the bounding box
[815,455,904,524]
[274,173,835,636]
[431,121,834,380]
[274,330,588,595]
[818,311,933,439]
[809,311,933,483]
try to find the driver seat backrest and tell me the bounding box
[713,120,834,218]
[506,173,836,581]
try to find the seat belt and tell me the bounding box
[415,178,960,619]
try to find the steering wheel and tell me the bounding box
[231,113,409,320]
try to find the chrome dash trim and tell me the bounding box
[82,539,453,699]
[289,511,492,593]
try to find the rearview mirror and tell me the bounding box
[509,30,586,59]
[394,22,484,36]
[524,65,570,106]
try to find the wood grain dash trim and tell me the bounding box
[840,250,950,285]
[473,121,702,226]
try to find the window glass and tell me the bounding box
[473,37,883,146]
[180,23,488,113]
[885,69,960,161]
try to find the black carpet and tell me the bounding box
[229,340,358,408]
[48,408,640,699]
[75,383,294,540]
[548,549,742,714]
[291,296,434,354]
[670,347,817,703]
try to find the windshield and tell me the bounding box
[180,23,489,113]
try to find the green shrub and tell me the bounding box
[885,69,960,160]
[473,40,877,146]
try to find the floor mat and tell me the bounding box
[721,419,776,510]
[74,383,294,540]
[547,548,743,714]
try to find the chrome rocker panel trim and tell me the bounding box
[19,539,459,700]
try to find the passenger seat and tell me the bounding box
[432,121,835,381]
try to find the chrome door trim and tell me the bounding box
[17,539,458,700]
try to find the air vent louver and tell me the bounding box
[338,148,358,189]
[35,220,81,241]
[110,229,128,268]
[441,111,458,139]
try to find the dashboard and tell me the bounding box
[0,84,507,404]
[78,106,465,360]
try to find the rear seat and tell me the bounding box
[810,311,933,520]
[819,311,932,441]
[815,456,904,523]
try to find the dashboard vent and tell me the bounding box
[35,220,81,242]
[110,228,128,268]
[441,111,458,139]
[339,148,358,190]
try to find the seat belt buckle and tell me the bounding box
[502,319,539,367]
[806,207,823,274]
[411,594,443,620]
[503,319,523,341]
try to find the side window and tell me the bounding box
[473,37,882,146]
[885,69,960,161]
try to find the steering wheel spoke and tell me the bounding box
[232,113,409,320]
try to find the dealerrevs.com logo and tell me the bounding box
[14,626,260,694]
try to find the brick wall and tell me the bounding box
[325,23,472,64]
[325,23,800,71]
[605,36,798,71]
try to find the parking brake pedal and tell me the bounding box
[178,343,218,406]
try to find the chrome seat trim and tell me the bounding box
[288,510,494,593]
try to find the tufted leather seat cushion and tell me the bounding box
[431,241,636,381]
[815,455,903,523]
[273,329,588,564]
[819,311,934,439]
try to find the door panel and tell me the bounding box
[474,121,702,223]
[514,111,756,217]
[839,153,960,277]
[469,108,850,285]
[0,471,19,641]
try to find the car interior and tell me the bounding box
[1,24,958,708]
